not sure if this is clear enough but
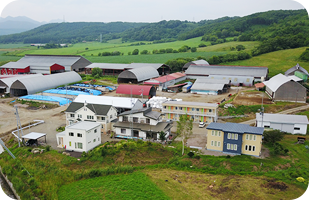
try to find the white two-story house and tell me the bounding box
[65,102,118,133]
[113,107,173,140]
[56,121,101,152]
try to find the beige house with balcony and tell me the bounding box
[65,102,118,133]
[113,107,173,140]
[161,101,218,124]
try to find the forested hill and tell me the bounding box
[0,22,148,44]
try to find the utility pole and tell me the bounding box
[130,88,133,137]
[14,106,24,147]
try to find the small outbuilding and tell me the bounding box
[256,113,309,135]
[263,73,306,103]
[116,85,156,99]
[117,66,159,84]
[190,78,230,95]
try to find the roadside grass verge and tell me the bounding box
[58,171,169,200]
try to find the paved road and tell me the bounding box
[241,104,309,125]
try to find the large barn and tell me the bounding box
[86,63,170,76]
[263,73,306,103]
[1,55,92,74]
[117,66,159,84]
[185,64,268,84]
[10,71,82,97]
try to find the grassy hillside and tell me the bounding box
[221,47,309,77]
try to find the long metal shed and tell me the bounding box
[10,71,82,97]
[0,74,43,94]
[117,66,159,84]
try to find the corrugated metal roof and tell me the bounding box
[74,95,142,109]
[116,85,153,96]
[113,121,171,132]
[207,122,264,135]
[185,65,268,78]
[10,71,81,95]
[192,60,209,65]
[287,75,302,82]
[195,78,230,84]
[285,63,309,76]
[127,63,165,70]
[256,113,309,124]
[152,72,186,83]
[0,74,43,88]
[263,73,294,92]
[0,62,29,69]
[85,63,130,69]
[66,102,112,115]
[119,66,159,82]
[17,55,81,68]
[191,82,225,91]
[162,100,218,108]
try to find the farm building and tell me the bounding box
[161,101,218,124]
[143,72,186,90]
[285,63,309,81]
[0,74,43,94]
[85,63,170,76]
[116,85,156,99]
[0,62,30,75]
[185,64,268,83]
[182,59,209,71]
[9,71,82,97]
[256,113,309,135]
[73,95,144,113]
[65,101,118,133]
[117,66,159,84]
[190,78,230,95]
[208,75,254,86]
[56,121,101,152]
[263,73,306,103]
[14,54,92,72]
[206,122,264,157]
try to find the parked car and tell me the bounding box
[199,122,206,128]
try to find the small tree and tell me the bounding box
[159,131,167,143]
[176,115,193,155]
[191,47,197,52]
[92,67,102,77]
[236,44,245,51]
[263,130,285,145]
[132,49,139,55]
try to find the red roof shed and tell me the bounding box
[116,85,156,97]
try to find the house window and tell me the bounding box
[192,108,195,111]
[163,106,166,109]
[121,129,126,134]
[249,145,252,151]
[230,144,234,150]
[227,143,230,150]
[231,134,235,140]
[215,131,218,136]
[218,132,221,137]
[246,134,249,140]
[245,145,248,151]
[175,107,178,110]
[228,133,231,139]
[294,127,300,130]
[70,114,75,118]
[264,125,270,128]
[110,115,112,119]
[69,141,71,146]
[93,139,96,142]
[78,114,82,118]
[212,131,214,136]
[94,129,97,133]
[214,141,217,146]
[179,107,182,110]
[196,108,200,111]
[146,118,150,124]
[218,141,221,147]
[87,115,94,120]
[211,141,214,146]
[252,146,256,152]
[69,132,74,136]
[250,134,252,140]
[123,116,128,122]
[101,117,105,121]
[77,133,82,137]
[133,117,138,123]
[209,109,212,112]
[234,144,237,151]
[235,134,238,140]
[253,135,256,141]
[76,142,83,149]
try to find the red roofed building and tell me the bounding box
[116,85,156,99]
[144,72,186,90]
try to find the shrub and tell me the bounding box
[88,169,102,178]
[94,74,100,79]
[45,145,51,151]
[191,47,197,52]
[198,43,207,47]
[264,130,285,145]
[188,151,194,158]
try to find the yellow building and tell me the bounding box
[161,101,218,124]
[206,122,264,157]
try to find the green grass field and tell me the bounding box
[58,172,169,200]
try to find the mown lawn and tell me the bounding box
[58,171,169,200]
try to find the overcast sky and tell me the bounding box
[0,0,308,23]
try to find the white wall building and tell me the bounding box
[65,102,118,133]
[256,113,309,135]
[56,121,101,152]
[113,107,173,140]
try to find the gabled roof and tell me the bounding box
[116,85,154,96]
[127,63,167,70]
[18,55,82,67]
[0,62,29,69]
[146,72,186,84]
[263,73,296,92]
[191,83,226,91]
[119,107,161,120]
[85,63,130,69]
[66,102,112,115]
[207,122,264,135]
[162,101,218,108]
[285,63,309,76]
[113,121,172,132]
[66,121,101,130]
[256,113,309,124]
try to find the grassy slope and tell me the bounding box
[221,47,309,77]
